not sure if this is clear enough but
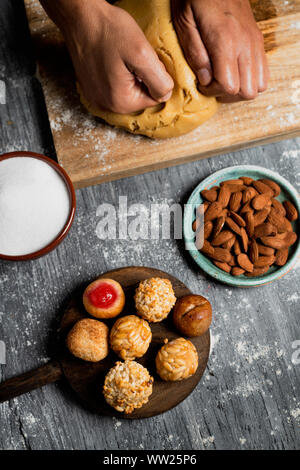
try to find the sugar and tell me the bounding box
[0,157,71,256]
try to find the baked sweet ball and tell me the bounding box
[173,294,212,337]
[134,277,176,322]
[66,318,109,362]
[103,360,153,414]
[110,315,152,360]
[156,338,198,381]
[83,278,125,319]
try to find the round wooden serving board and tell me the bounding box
[59,267,210,419]
[0,267,210,419]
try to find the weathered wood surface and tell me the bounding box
[24,0,300,188]
[0,0,300,450]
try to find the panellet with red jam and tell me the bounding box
[83,278,125,319]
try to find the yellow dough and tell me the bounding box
[79,0,218,138]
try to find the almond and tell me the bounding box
[208,247,231,263]
[253,222,277,239]
[254,255,275,268]
[240,227,249,252]
[204,221,214,239]
[249,239,259,264]
[282,231,297,247]
[226,184,247,193]
[253,207,271,226]
[223,234,236,251]
[252,194,271,210]
[225,216,241,235]
[259,179,281,197]
[260,236,287,250]
[283,200,298,222]
[204,201,223,222]
[201,189,218,202]
[231,267,245,276]
[257,243,275,256]
[243,187,258,204]
[212,216,225,238]
[240,201,254,214]
[213,261,231,273]
[218,185,231,208]
[268,208,293,233]
[239,176,253,185]
[203,201,209,213]
[229,192,242,212]
[211,230,234,246]
[271,198,286,216]
[245,266,270,277]
[237,253,253,272]
[252,180,274,196]
[229,211,246,227]
[275,248,289,266]
[233,239,242,256]
[228,254,236,267]
[245,212,255,237]
[221,179,244,186]
[200,240,215,256]
[192,219,199,232]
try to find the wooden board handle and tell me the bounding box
[0,360,63,403]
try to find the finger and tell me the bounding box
[198,79,227,97]
[174,19,212,86]
[256,44,270,92]
[127,43,174,102]
[201,29,240,96]
[238,47,258,100]
[129,80,164,112]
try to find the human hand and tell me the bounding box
[41,0,174,113]
[172,0,269,102]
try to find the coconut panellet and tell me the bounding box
[156,338,198,382]
[134,277,176,322]
[83,278,125,319]
[110,315,152,360]
[103,360,153,414]
[66,318,109,362]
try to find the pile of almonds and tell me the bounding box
[193,176,298,277]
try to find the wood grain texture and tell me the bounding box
[0,0,300,451]
[24,0,300,188]
[0,360,62,403]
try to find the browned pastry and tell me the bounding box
[155,338,198,381]
[173,295,212,337]
[103,360,153,413]
[66,318,109,362]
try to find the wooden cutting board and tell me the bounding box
[24,0,300,189]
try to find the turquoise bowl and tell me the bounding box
[183,165,300,287]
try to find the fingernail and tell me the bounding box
[197,68,212,86]
[158,90,173,102]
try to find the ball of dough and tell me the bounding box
[78,0,218,138]
[134,277,176,322]
[156,337,198,381]
[110,315,152,360]
[173,295,212,337]
[83,278,125,319]
[103,360,153,414]
[66,318,109,362]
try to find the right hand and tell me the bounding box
[41,0,174,114]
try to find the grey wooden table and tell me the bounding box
[0,0,299,451]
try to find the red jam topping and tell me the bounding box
[88,282,118,309]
